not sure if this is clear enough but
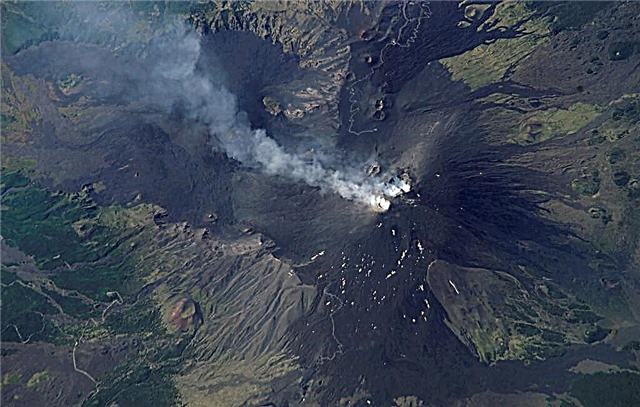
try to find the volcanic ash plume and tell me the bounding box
[154,33,409,210]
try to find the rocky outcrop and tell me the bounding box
[195,2,386,141]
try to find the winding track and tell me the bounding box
[347,1,432,136]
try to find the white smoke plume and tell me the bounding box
[154,33,408,210]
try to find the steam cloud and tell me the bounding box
[153,33,408,210]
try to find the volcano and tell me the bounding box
[2,2,640,407]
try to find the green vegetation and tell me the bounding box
[26,371,52,387]
[592,95,640,142]
[53,260,139,302]
[0,186,104,270]
[567,309,603,324]
[83,355,181,407]
[572,169,601,196]
[1,185,110,270]
[583,325,610,343]
[574,274,633,323]
[1,278,58,343]
[441,2,551,90]
[104,297,163,336]
[84,301,185,407]
[430,265,607,363]
[540,345,567,358]
[514,322,540,336]
[571,372,640,407]
[0,154,36,172]
[540,329,565,343]
[623,180,638,199]
[608,148,626,164]
[1,173,157,339]
[613,171,631,187]
[1,169,30,193]
[622,340,640,351]
[531,1,611,33]
[441,0,616,89]
[611,98,640,124]
[0,112,17,128]
[1,2,53,54]
[1,175,144,300]
[514,103,600,145]
[2,372,22,386]
[41,287,98,319]
[595,100,640,203]
[1,269,19,284]
[1,65,42,144]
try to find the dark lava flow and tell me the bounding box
[283,3,627,404]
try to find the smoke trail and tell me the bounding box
[153,32,409,210]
